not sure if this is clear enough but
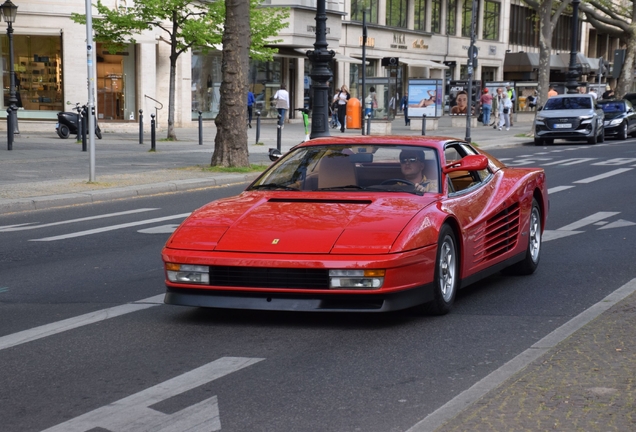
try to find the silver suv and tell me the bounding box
[534,94,605,145]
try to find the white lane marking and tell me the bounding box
[0,295,164,352]
[547,185,574,194]
[598,219,636,230]
[573,168,633,184]
[41,357,264,432]
[138,224,180,234]
[406,278,636,432]
[541,157,596,166]
[0,222,37,230]
[592,157,636,166]
[541,212,620,242]
[0,208,160,232]
[30,213,191,241]
[557,211,620,231]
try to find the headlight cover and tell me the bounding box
[329,269,385,289]
[609,118,623,126]
[579,115,594,124]
[166,263,210,284]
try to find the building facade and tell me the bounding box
[0,1,623,128]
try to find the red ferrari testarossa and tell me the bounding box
[162,136,548,315]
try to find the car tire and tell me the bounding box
[598,126,605,143]
[421,224,459,315]
[503,198,541,276]
[534,137,543,146]
[618,122,627,140]
[587,130,598,145]
[57,124,70,139]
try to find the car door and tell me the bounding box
[440,142,517,279]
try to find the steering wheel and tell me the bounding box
[381,179,415,186]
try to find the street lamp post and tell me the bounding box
[306,0,334,139]
[1,0,18,151]
[566,0,582,94]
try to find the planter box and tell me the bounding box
[451,116,477,128]
[410,117,439,132]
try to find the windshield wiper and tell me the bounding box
[251,183,298,191]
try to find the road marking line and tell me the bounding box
[556,211,619,231]
[0,222,37,230]
[573,168,633,184]
[138,224,180,234]
[406,278,636,432]
[542,157,596,166]
[29,213,191,241]
[0,295,164,352]
[41,357,264,432]
[547,185,574,194]
[0,208,160,233]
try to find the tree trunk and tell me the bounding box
[167,58,178,140]
[211,0,250,167]
[616,31,636,99]
[537,1,554,108]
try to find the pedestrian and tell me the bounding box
[548,86,558,98]
[498,92,512,131]
[333,85,350,133]
[602,85,614,99]
[479,88,492,126]
[365,87,377,119]
[506,85,515,126]
[400,92,410,126]
[273,83,289,128]
[491,88,501,128]
[589,88,598,100]
[247,89,255,128]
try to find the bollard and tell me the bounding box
[421,114,427,136]
[150,114,156,151]
[255,111,261,145]
[76,108,83,143]
[139,109,144,144]
[276,114,282,152]
[198,110,203,145]
[365,114,371,136]
[6,108,12,151]
[81,107,87,152]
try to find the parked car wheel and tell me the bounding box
[598,127,605,143]
[534,137,543,146]
[618,122,628,140]
[587,130,598,144]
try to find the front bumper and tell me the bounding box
[535,116,597,140]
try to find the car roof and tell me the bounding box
[293,136,463,153]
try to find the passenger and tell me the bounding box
[399,150,438,193]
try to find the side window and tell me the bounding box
[444,143,490,192]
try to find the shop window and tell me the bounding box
[2,34,63,114]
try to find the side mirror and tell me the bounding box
[268,148,282,162]
[443,154,489,174]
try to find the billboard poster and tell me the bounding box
[407,79,443,118]
[448,80,481,116]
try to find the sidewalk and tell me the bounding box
[0,115,533,214]
[2,115,635,431]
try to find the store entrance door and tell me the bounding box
[96,43,135,120]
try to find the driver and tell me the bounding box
[399,150,438,193]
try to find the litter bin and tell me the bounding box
[346,97,361,129]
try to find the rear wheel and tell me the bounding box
[503,198,541,276]
[533,137,543,146]
[57,124,70,139]
[421,225,459,315]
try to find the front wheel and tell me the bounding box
[95,126,102,140]
[618,123,627,140]
[533,137,543,146]
[421,225,459,315]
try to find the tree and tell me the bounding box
[579,1,636,98]
[72,0,288,145]
[211,0,289,167]
[522,0,572,109]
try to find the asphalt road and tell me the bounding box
[1,140,635,431]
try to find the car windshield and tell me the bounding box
[249,144,441,194]
[599,102,625,113]
[543,97,592,110]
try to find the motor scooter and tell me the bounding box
[56,103,102,139]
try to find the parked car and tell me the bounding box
[162,136,548,315]
[534,94,605,145]
[597,99,636,140]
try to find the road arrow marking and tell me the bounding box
[41,357,264,432]
[598,219,636,230]
[573,168,633,184]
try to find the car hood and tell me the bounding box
[602,111,625,120]
[166,192,437,254]
[539,109,596,118]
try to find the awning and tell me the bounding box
[399,58,449,69]
[504,52,594,74]
[294,48,364,64]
